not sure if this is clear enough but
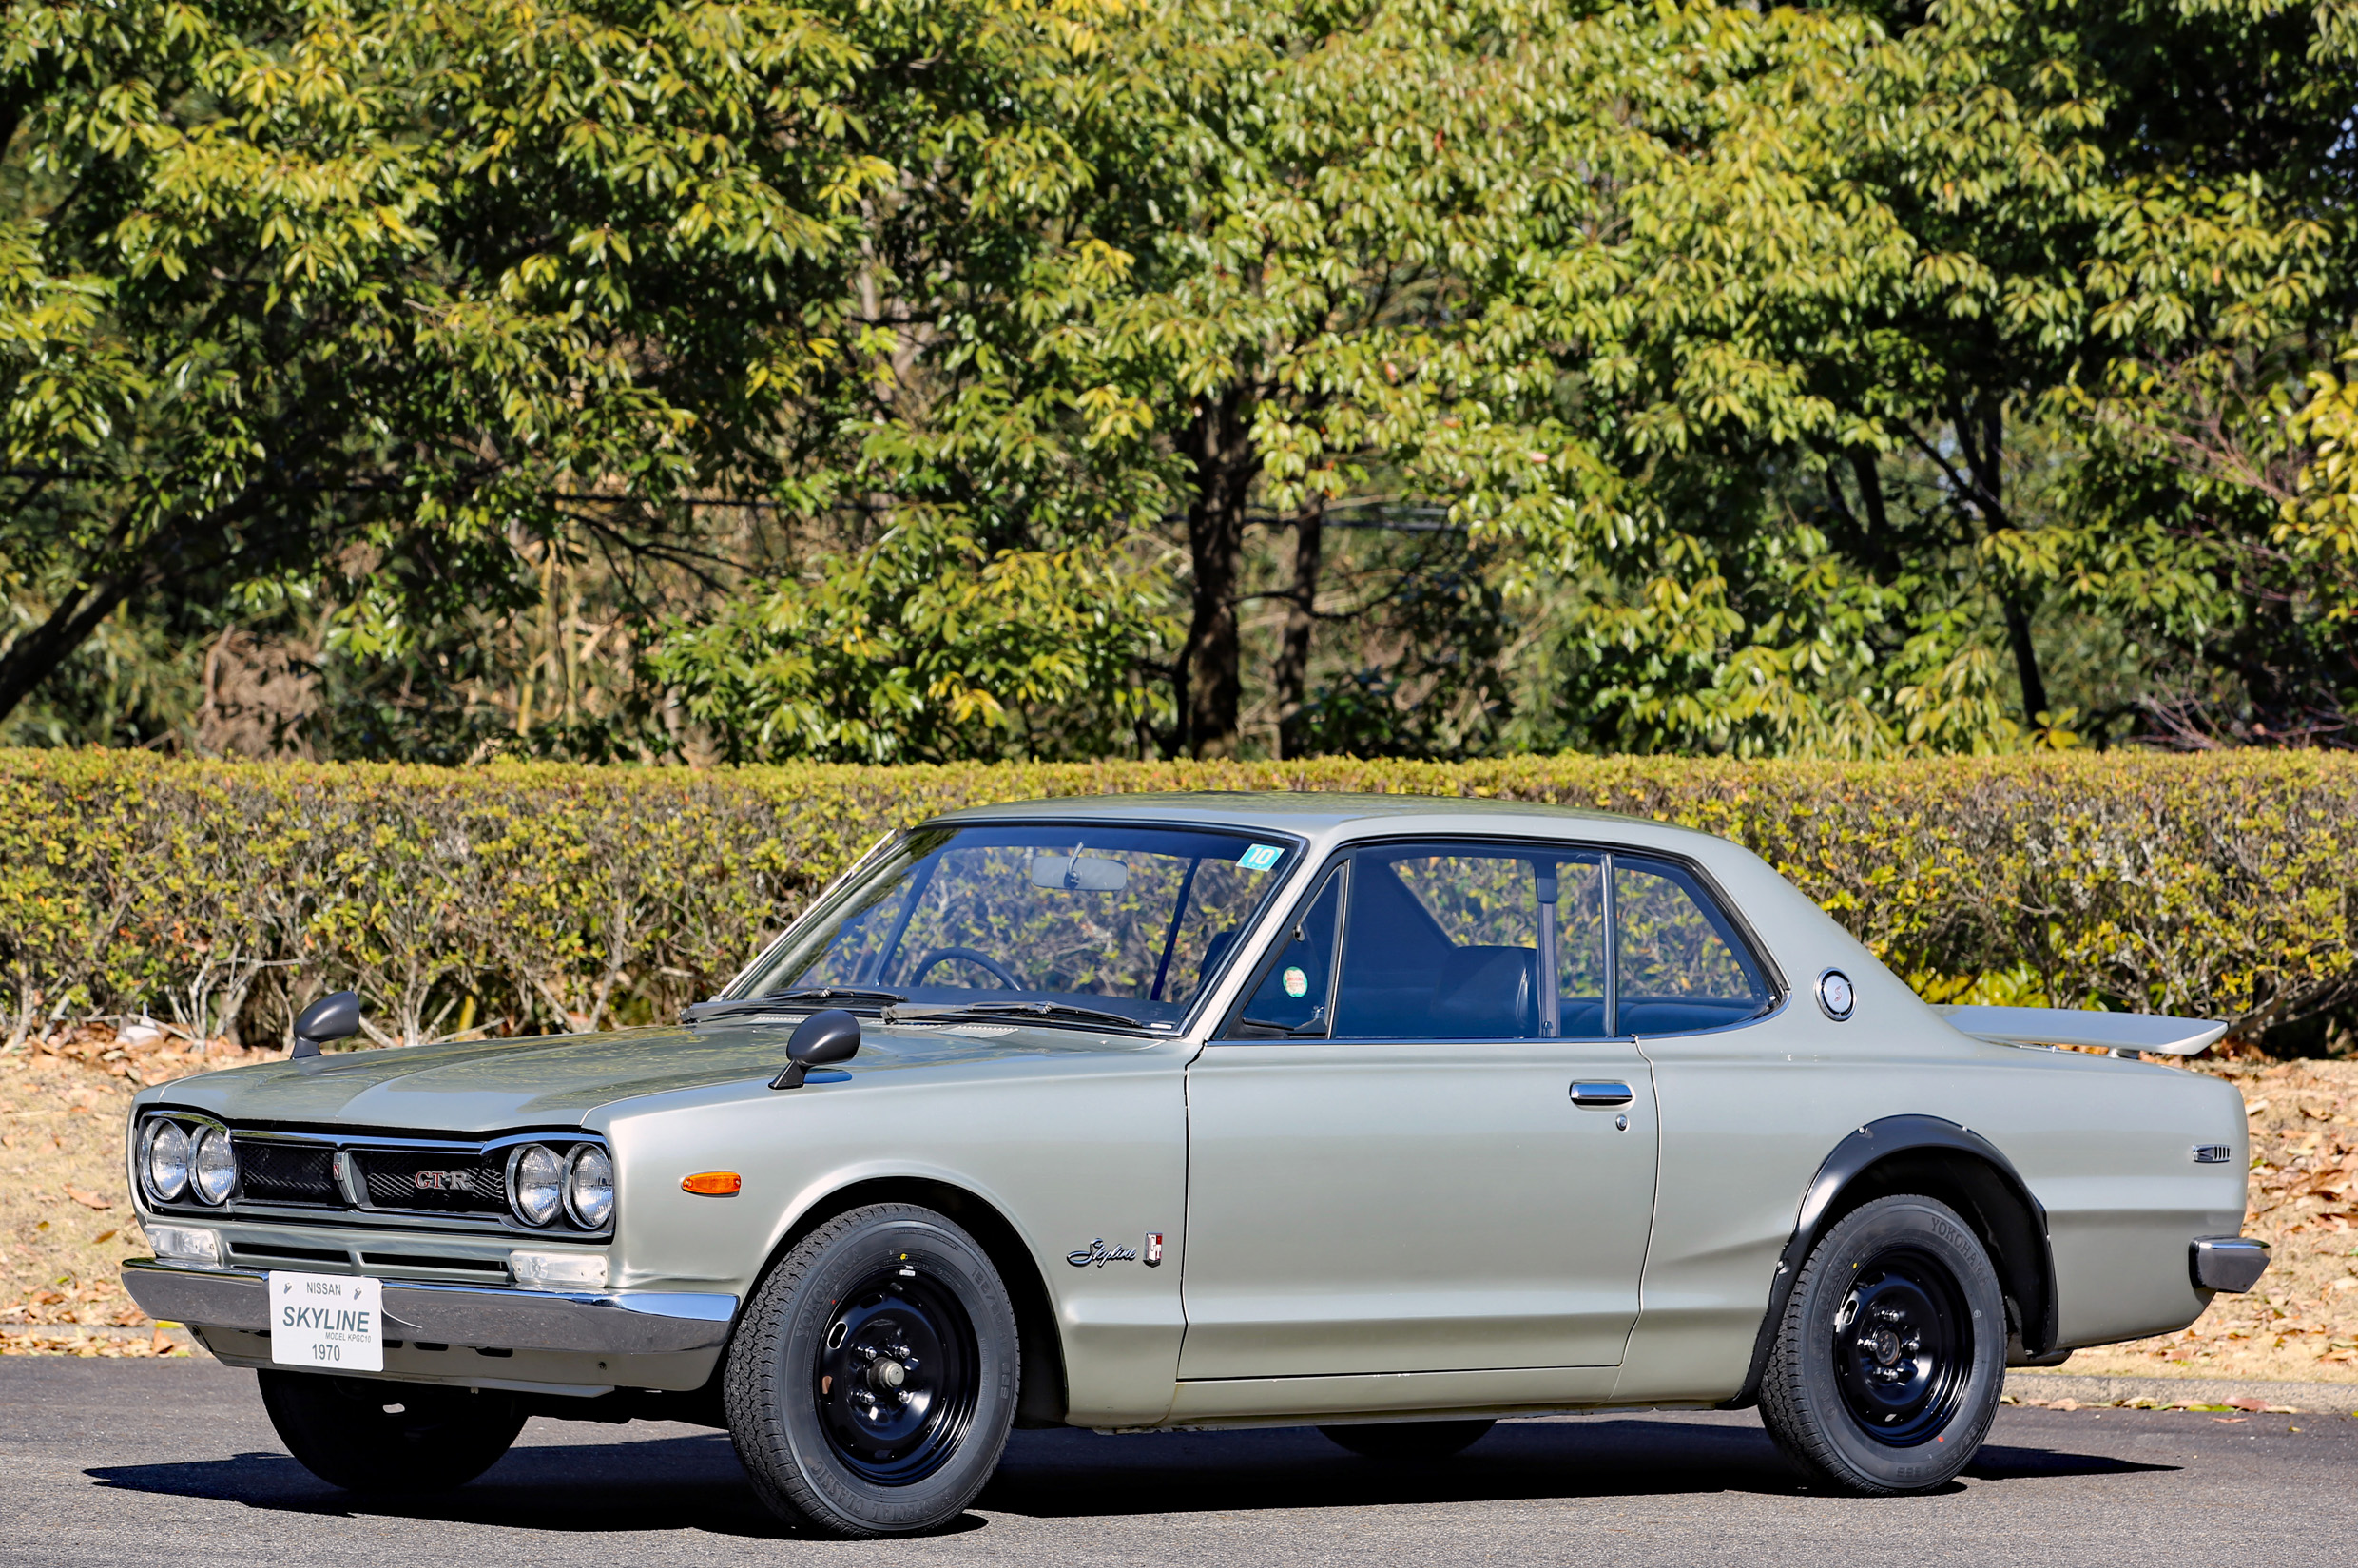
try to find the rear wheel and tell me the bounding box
[1758,1193,2004,1494]
[257,1370,524,1492]
[725,1203,1019,1538]
[1318,1419,1495,1460]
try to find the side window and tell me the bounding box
[1332,845,1608,1040]
[1614,856,1771,1035]
[1224,872,1341,1037]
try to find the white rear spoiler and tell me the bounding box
[1937,1005,2228,1057]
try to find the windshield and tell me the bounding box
[730,823,1303,1030]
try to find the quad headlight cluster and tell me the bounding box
[138,1116,236,1207]
[506,1141,614,1229]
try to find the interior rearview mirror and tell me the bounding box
[1030,853,1129,893]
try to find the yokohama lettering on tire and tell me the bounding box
[1758,1192,2006,1494]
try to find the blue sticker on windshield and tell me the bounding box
[1238,843,1283,871]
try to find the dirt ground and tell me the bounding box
[6,1027,2356,1382]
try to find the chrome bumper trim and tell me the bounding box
[122,1258,736,1355]
[2191,1235,2271,1293]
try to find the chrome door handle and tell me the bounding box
[1570,1082,1633,1107]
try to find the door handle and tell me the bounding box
[1570,1081,1633,1107]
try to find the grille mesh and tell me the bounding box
[355,1149,509,1216]
[234,1141,337,1205]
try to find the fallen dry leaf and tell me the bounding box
[62,1187,112,1212]
[89,1229,115,1245]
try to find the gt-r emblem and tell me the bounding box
[412,1170,472,1191]
[1144,1232,1164,1267]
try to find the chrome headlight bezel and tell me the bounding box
[506,1142,565,1228]
[563,1144,614,1230]
[189,1124,238,1206]
[139,1116,191,1204]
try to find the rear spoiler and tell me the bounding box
[1937,1005,2228,1057]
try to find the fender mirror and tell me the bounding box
[291,991,362,1059]
[771,1008,861,1090]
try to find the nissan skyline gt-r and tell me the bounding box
[121,793,2265,1536]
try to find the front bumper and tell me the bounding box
[122,1258,736,1356]
[2191,1235,2271,1293]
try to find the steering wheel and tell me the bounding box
[906,946,1022,990]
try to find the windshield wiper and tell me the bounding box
[901,999,1150,1032]
[681,987,906,1023]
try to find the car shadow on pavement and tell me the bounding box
[1963,1442,2180,1482]
[84,1433,870,1539]
[84,1418,2179,1535]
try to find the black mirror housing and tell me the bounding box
[290,990,363,1058]
[771,1009,861,1090]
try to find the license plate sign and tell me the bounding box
[268,1271,383,1372]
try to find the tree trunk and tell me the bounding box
[0,563,147,725]
[1273,494,1324,758]
[1951,395,2050,726]
[1174,390,1258,758]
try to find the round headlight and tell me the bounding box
[142,1120,190,1203]
[564,1146,614,1229]
[510,1143,564,1227]
[190,1126,237,1205]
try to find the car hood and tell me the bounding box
[144,1017,1156,1133]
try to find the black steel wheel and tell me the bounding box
[1759,1192,2004,1494]
[1830,1245,1970,1444]
[1318,1419,1495,1461]
[725,1203,1019,1538]
[813,1263,981,1484]
[256,1370,524,1493]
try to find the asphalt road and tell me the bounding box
[2,1359,2352,1566]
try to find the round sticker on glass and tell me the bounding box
[1282,966,1309,998]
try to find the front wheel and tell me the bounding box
[724,1203,1019,1538]
[1758,1192,2005,1494]
[257,1370,524,1492]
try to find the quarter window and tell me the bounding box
[1226,871,1342,1038]
[1613,855,1772,1034]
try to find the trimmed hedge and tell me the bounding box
[2,748,2353,1050]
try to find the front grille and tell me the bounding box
[236,1140,338,1205]
[355,1149,509,1217]
[139,1112,609,1235]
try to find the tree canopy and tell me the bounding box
[6,0,2358,762]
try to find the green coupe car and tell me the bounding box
[122,793,2265,1535]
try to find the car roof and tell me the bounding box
[922,790,1724,850]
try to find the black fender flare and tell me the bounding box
[1725,1113,2058,1409]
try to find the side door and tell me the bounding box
[1179,840,1660,1379]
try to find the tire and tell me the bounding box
[725,1203,1019,1538]
[1318,1419,1495,1461]
[1758,1192,2005,1495]
[257,1370,525,1493]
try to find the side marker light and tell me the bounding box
[682,1171,743,1196]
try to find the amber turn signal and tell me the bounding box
[681,1171,743,1196]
